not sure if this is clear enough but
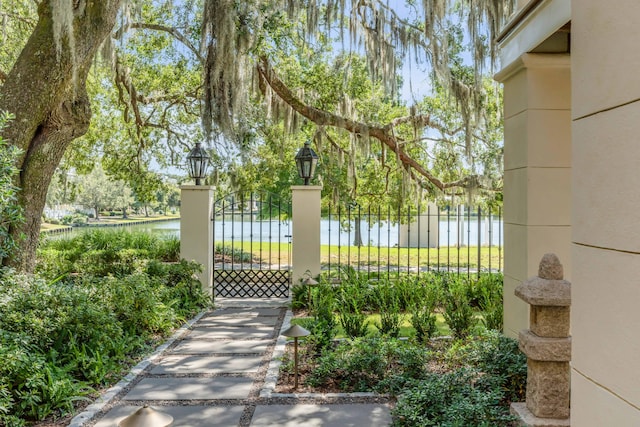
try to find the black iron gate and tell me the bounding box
[212,192,291,298]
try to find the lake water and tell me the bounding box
[58,217,503,247]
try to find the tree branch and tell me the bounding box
[258,57,455,191]
[113,22,203,62]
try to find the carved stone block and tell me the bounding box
[526,359,570,419]
[530,306,570,337]
[519,330,571,361]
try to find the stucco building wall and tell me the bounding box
[571,1,640,424]
[498,0,640,424]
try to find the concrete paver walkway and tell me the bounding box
[73,298,392,426]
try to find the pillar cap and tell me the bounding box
[180,185,214,190]
[290,185,323,191]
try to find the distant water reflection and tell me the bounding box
[55,217,503,247]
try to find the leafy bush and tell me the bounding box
[393,275,422,311]
[339,311,370,339]
[393,331,526,426]
[306,337,429,392]
[36,230,181,278]
[290,283,309,311]
[410,304,438,343]
[61,213,88,226]
[442,275,476,338]
[409,277,441,343]
[334,266,376,310]
[336,281,370,338]
[392,368,518,426]
[0,111,23,263]
[447,330,527,402]
[372,281,405,337]
[308,283,337,351]
[475,273,503,331]
[0,230,209,423]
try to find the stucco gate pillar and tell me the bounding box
[495,53,572,338]
[180,185,214,294]
[291,186,322,284]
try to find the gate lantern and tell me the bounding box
[187,142,210,185]
[294,141,319,185]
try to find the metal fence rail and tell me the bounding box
[322,204,502,281]
[211,195,502,287]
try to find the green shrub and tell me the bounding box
[0,230,209,424]
[372,281,404,337]
[290,283,309,311]
[336,282,370,338]
[307,337,429,393]
[33,249,74,281]
[393,275,421,311]
[392,368,517,426]
[410,305,438,343]
[155,237,180,261]
[101,273,178,334]
[442,276,475,339]
[308,283,337,351]
[0,112,24,263]
[0,330,92,422]
[447,330,527,402]
[475,273,503,331]
[409,277,441,343]
[339,312,370,339]
[61,213,88,226]
[335,266,375,310]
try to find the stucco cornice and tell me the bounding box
[495,53,570,82]
[496,0,571,71]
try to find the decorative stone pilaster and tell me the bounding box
[511,253,571,426]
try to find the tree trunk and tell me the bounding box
[353,215,364,247]
[0,1,122,271]
[94,205,100,221]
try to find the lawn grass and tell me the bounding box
[292,313,447,338]
[215,241,502,271]
[290,311,493,339]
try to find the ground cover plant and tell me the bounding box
[0,230,209,426]
[282,270,522,424]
